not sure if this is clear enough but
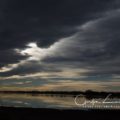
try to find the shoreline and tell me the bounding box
[0,106,119,120]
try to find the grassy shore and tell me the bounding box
[0,106,119,120]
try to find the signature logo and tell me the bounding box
[74,94,120,108]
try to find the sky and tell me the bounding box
[0,0,120,91]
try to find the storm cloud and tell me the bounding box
[0,0,120,91]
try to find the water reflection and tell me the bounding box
[0,93,77,108]
[0,93,120,109]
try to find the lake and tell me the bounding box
[0,93,120,109]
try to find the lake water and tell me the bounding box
[0,93,120,109]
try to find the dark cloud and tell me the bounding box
[40,9,120,77]
[0,0,120,90]
[0,61,61,77]
[0,0,116,50]
[0,49,27,67]
[0,0,116,68]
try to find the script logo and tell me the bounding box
[74,94,120,108]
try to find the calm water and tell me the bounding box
[0,93,120,109]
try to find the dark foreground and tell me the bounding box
[0,107,119,120]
